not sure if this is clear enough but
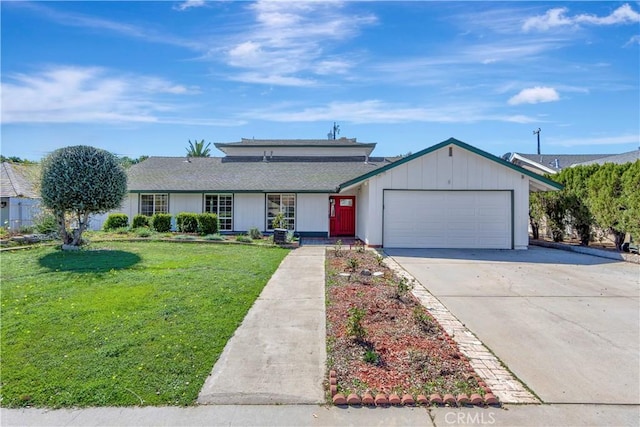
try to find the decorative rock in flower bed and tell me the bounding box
[326,248,498,408]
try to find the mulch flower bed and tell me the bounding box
[325,245,485,404]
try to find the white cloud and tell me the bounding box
[221,1,376,86]
[508,87,560,105]
[228,72,316,87]
[227,41,264,67]
[15,2,203,50]
[174,0,207,12]
[551,134,640,147]
[370,38,565,88]
[244,100,538,125]
[625,35,640,46]
[575,4,640,26]
[0,66,216,125]
[523,8,575,32]
[523,4,640,32]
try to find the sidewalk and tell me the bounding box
[197,246,327,404]
[4,403,638,426]
[2,405,432,426]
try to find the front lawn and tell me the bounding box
[0,242,289,408]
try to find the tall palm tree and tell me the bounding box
[186,139,212,157]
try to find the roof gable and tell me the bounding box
[338,138,563,191]
[0,162,40,198]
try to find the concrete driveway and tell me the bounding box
[385,246,640,404]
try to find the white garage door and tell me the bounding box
[383,190,512,249]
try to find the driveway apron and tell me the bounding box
[385,247,640,405]
[197,246,326,404]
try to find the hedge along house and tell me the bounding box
[116,137,561,249]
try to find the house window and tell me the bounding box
[204,194,233,231]
[267,193,295,230]
[140,194,168,216]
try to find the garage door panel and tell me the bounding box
[384,190,512,249]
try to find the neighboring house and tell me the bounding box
[572,149,640,167]
[503,150,640,175]
[0,162,41,230]
[502,153,609,175]
[115,137,561,249]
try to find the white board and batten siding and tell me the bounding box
[359,143,531,249]
[233,193,264,231]
[296,194,329,233]
[169,194,202,215]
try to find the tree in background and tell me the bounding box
[554,165,599,245]
[119,155,149,168]
[186,139,211,157]
[41,146,127,249]
[587,163,631,250]
[620,161,640,240]
[0,155,36,164]
[529,192,545,240]
[539,190,567,242]
[530,161,639,249]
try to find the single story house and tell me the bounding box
[116,137,561,249]
[502,149,640,175]
[0,162,41,230]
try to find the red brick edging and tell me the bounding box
[329,370,499,407]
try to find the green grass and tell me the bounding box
[0,241,289,408]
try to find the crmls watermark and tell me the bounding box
[444,411,496,425]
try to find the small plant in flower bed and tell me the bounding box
[325,248,484,400]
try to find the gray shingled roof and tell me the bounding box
[0,162,40,198]
[573,149,640,166]
[516,153,609,171]
[127,157,390,192]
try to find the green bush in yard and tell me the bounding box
[134,227,153,238]
[103,213,128,231]
[131,214,150,229]
[248,227,263,240]
[151,213,172,232]
[197,213,218,235]
[236,235,252,243]
[176,212,198,233]
[34,210,59,235]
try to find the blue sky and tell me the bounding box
[2,1,639,160]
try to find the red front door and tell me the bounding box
[329,196,355,237]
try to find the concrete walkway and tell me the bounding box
[197,246,327,404]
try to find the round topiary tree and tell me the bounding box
[40,145,128,249]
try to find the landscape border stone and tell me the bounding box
[328,370,500,408]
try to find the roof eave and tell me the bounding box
[337,138,563,192]
[510,153,558,175]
